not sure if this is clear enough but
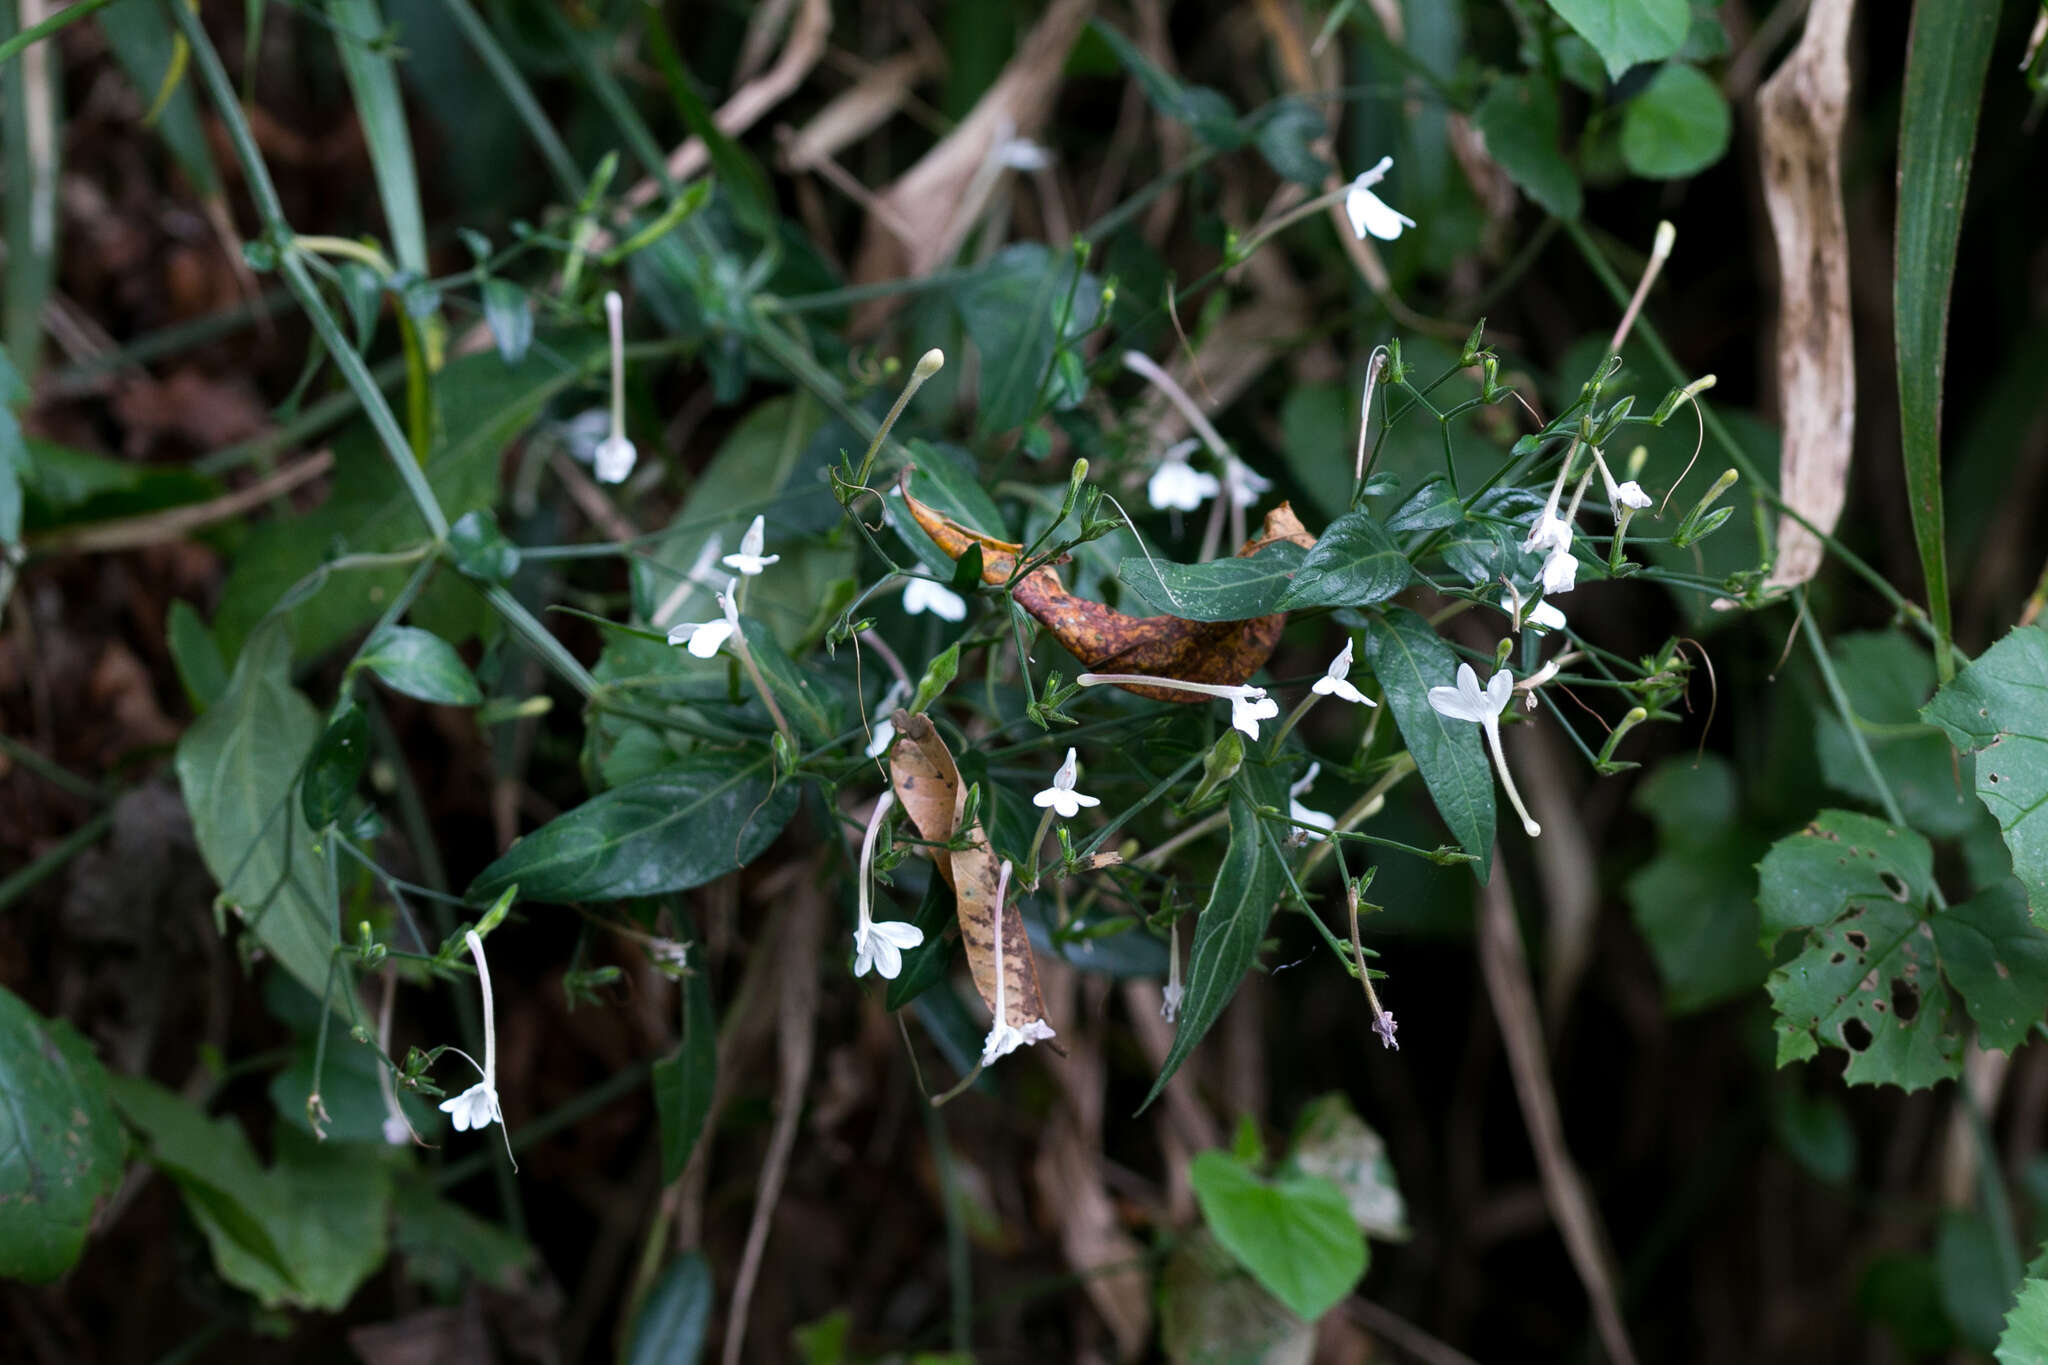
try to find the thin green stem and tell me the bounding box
[0,808,114,913]
[0,0,121,66]
[437,0,581,197]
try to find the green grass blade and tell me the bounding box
[325,0,426,276]
[1,0,63,377]
[1895,0,1999,682]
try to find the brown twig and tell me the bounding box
[27,449,334,554]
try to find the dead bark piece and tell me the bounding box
[886,709,962,889]
[1758,0,1857,591]
[897,474,1315,700]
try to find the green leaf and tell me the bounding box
[447,508,521,585]
[1251,97,1331,189]
[1761,813,1958,1089]
[1190,1151,1367,1322]
[1116,541,1308,622]
[0,988,125,1282]
[1139,788,1285,1114]
[884,873,961,1011]
[953,243,1102,437]
[1159,1230,1314,1363]
[391,1173,533,1289]
[740,616,845,746]
[1088,19,1245,149]
[1284,1093,1409,1241]
[1362,608,1494,881]
[1939,1209,2015,1350]
[325,0,426,276]
[1545,0,1689,80]
[108,1075,391,1310]
[1896,0,1999,682]
[1814,632,1984,839]
[903,441,1012,544]
[167,599,228,713]
[1621,62,1732,180]
[1473,75,1582,219]
[626,1253,714,1365]
[480,278,533,365]
[354,624,483,705]
[1624,754,1768,1013]
[468,755,798,904]
[652,963,716,1183]
[1999,1278,2048,1365]
[1274,510,1408,610]
[1923,626,2048,917]
[0,407,24,546]
[1931,880,2048,1053]
[300,703,368,829]
[173,622,338,1001]
[1770,1091,1856,1185]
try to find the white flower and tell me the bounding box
[1222,458,1272,510]
[1522,513,1573,555]
[1311,639,1376,706]
[1075,673,1280,741]
[1161,981,1184,1023]
[557,407,610,462]
[667,577,743,658]
[864,680,908,758]
[903,577,968,621]
[382,1114,412,1146]
[978,859,1055,1067]
[437,929,516,1168]
[1540,547,1579,596]
[999,137,1052,171]
[721,514,781,576]
[592,291,637,484]
[1033,748,1102,819]
[853,918,925,980]
[1613,480,1652,510]
[1503,591,1567,634]
[1427,662,1541,838]
[1148,439,1218,511]
[1344,156,1415,242]
[1288,763,1335,844]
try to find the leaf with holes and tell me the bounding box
[1923,625,2048,921]
[1931,880,2048,1054]
[1761,812,1959,1089]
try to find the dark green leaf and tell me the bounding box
[1896,0,1999,680]
[481,278,533,365]
[1362,608,1495,881]
[391,1174,534,1288]
[1938,1210,2014,1350]
[954,244,1102,437]
[301,703,369,829]
[1770,1091,1856,1185]
[1931,880,2048,1053]
[653,963,716,1182]
[1545,0,1689,80]
[903,440,1011,543]
[1088,19,1245,148]
[1814,632,1983,839]
[1275,510,1408,610]
[1117,541,1308,622]
[1190,1151,1367,1322]
[1139,789,1285,1113]
[326,0,426,274]
[1624,755,1768,1012]
[173,622,338,1001]
[468,755,798,904]
[355,624,483,706]
[1923,626,2048,917]
[448,508,522,585]
[1756,809,1934,942]
[1621,63,1732,180]
[0,407,23,545]
[167,599,228,713]
[0,988,125,1282]
[1384,478,1462,534]
[884,873,960,1011]
[740,617,844,746]
[1252,97,1331,189]
[626,1253,713,1365]
[1473,75,1582,219]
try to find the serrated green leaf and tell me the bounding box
[1998,1278,2048,1365]
[1274,510,1408,610]
[355,624,483,706]
[1756,810,1934,942]
[1117,541,1307,622]
[0,988,125,1282]
[1473,75,1582,219]
[1923,626,2048,917]
[653,964,715,1183]
[1766,892,1959,1089]
[173,622,337,1001]
[468,755,797,904]
[1139,788,1285,1114]
[1621,62,1732,180]
[1932,879,2048,1054]
[1362,608,1494,881]
[1190,1151,1367,1322]
[1545,0,1689,80]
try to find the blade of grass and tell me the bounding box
[0,0,119,66]
[1894,0,1998,683]
[2,0,63,377]
[436,0,580,199]
[325,0,427,277]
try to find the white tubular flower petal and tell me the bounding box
[1426,662,1540,838]
[1222,459,1273,510]
[721,514,781,576]
[1522,513,1573,555]
[1230,689,1280,739]
[1540,547,1579,596]
[1527,599,1568,632]
[903,577,969,621]
[1344,159,1414,241]
[670,618,735,658]
[1032,747,1101,820]
[864,714,898,758]
[1614,480,1653,510]
[1148,459,1220,512]
[853,919,924,980]
[593,291,637,484]
[1310,638,1376,706]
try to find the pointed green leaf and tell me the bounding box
[1923,626,2048,917]
[1473,75,1581,219]
[326,0,426,275]
[1545,0,1689,80]
[626,1253,713,1365]
[355,624,483,705]
[1362,608,1494,881]
[954,243,1102,437]
[653,964,716,1183]
[1117,541,1308,622]
[1274,510,1409,610]
[1190,1151,1367,1322]
[0,988,126,1282]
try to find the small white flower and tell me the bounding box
[558,407,610,462]
[1161,981,1184,1022]
[1075,673,1280,741]
[382,1113,412,1146]
[853,917,925,980]
[1229,686,1280,739]
[864,680,909,758]
[1162,919,1185,1022]
[437,929,516,1167]
[592,291,637,484]
[1311,639,1376,707]
[593,434,636,485]
[978,859,1056,1067]
[1033,748,1102,819]
[903,577,968,621]
[1522,513,1573,555]
[668,577,744,658]
[1540,547,1579,596]
[1503,592,1567,634]
[721,514,781,576]
[1613,480,1653,510]
[1222,458,1272,510]
[999,137,1053,171]
[1288,763,1335,844]
[440,1082,500,1133]
[1427,662,1541,838]
[1148,439,1219,512]
[1374,1011,1399,1050]
[865,713,897,758]
[1344,156,1415,242]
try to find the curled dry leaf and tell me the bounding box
[899,473,1316,702]
[886,711,1053,1041]
[1759,0,1857,592]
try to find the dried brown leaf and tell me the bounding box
[952,789,1052,1040]
[1759,0,1857,591]
[886,709,960,890]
